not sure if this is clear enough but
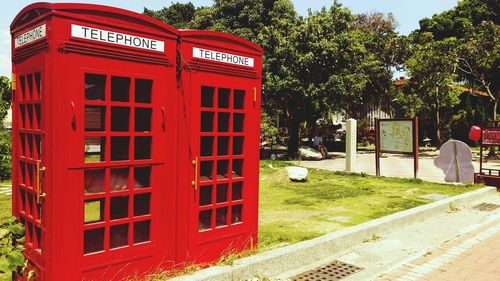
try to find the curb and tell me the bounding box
[171,186,497,281]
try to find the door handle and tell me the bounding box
[70,101,76,130]
[36,161,46,203]
[161,106,166,131]
[191,156,198,190]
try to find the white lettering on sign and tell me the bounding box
[71,24,165,52]
[193,47,254,67]
[14,24,46,48]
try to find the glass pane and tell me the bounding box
[232,159,243,178]
[19,134,26,157]
[135,108,152,132]
[201,86,214,107]
[199,210,212,231]
[27,105,33,129]
[217,136,229,156]
[84,169,105,194]
[200,161,213,181]
[85,106,105,131]
[110,196,129,220]
[201,112,214,132]
[20,76,26,101]
[27,74,33,99]
[200,136,214,157]
[85,74,105,101]
[233,137,244,155]
[111,107,130,132]
[217,160,229,179]
[85,137,105,163]
[134,166,151,188]
[134,193,151,216]
[231,205,243,224]
[110,168,129,192]
[135,79,152,103]
[199,185,212,206]
[135,137,152,160]
[234,90,245,109]
[34,104,41,130]
[218,112,230,132]
[232,182,243,201]
[110,224,128,249]
[35,72,42,98]
[134,220,150,243]
[111,76,130,102]
[19,105,25,128]
[110,137,129,161]
[234,114,244,132]
[84,199,104,223]
[218,88,230,108]
[216,207,228,227]
[84,228,104,254]
[216,184,228,203]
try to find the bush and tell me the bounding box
[0,131,11,181]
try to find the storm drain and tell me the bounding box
[291,260,363,281]
[473,203,500,211]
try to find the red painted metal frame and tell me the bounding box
[11,2,263,280]
[474,124,500,188]
[375,117,419,179]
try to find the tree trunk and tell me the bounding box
[435,108,441,146]
[487,98,499,158]
[287,114,302,159]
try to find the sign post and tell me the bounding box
[375,117,419,178]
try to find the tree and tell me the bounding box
[415,0,499,126]
[143,2,196,29]
[0,76,12,180]
[405,36,461,144]
[352,12,408,118]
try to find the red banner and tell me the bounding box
[482,128,500,145]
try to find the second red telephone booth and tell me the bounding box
[177,30,263,263]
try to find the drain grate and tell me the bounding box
[473,203,500,211]
[291,260,363,281]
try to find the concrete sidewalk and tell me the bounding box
[300,152,483,183]
[276,192,500,281]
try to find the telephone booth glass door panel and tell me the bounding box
[12,60,46,278]
[180,30,263,263]
[82,72,155,253]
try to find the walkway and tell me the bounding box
[301,152,482,183]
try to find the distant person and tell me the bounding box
[312,133,328,159]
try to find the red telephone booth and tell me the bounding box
[11,3,178,280]
[177,30,263,263]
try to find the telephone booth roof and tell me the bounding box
[11,2,178,37]
[180,30,263,55]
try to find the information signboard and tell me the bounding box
[375,117,419,178]
[379,120,413,153]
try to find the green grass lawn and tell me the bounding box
[0,180,12,222]
[258,160,479,250]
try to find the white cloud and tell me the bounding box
[0,28,11,77]
[0,29,11,77]
[1,29,9,46]
[0,54,11,78]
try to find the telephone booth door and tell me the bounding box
[178,31,263,263]
[11,3,179,280]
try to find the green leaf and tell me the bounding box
[27,270,36,280]
[6,251,24,267]
[0,257,9,273]
[7,224,24,236]
[0,229,8,240]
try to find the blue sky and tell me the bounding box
[1,0,459,77]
